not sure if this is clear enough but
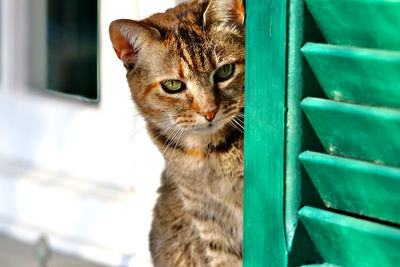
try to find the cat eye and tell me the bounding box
[161,80,185,93]
[215,63,235,82]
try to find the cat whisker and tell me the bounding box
[154,124,177,139]
[236,112,245,118]
[129,125,148,142]
[232,117,245,131]
[152,118,176,124]
[129,118,174,142]
[229,118,244,134]
[234,117,244,125]
[160,130,174,153]
[223,111,237,119]
[167,128,184,166]
[161,133,175,154]
[161,126,181,154]
[170,127,182,146]
[228,120,244,134]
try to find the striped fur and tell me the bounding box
[110,0,244,266]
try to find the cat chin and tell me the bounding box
[190,122,226,135]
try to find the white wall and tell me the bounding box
[0,0,180,266]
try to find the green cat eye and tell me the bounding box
[161,80,185,93]
[215,63,235,81]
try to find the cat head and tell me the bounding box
[109,0,245,137]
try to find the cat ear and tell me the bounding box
[203,0,245,28]
[109,19,161,68]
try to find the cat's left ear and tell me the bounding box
[203,0,245,28]
[109,19,161,68]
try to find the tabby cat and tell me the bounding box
[109,0,244,265]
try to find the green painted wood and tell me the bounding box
[300,151,400,224]
[244,0,288,266]
[299,206,400,267]
[285,1,326,265]
[301,264,341,267]
[305,0,400,50]
[286,0,308,250]
[301,97,400,167]
[285,2,327,266]
[302,43,400,108]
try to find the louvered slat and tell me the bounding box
[300,151,400,224]
[301,97,400,166]
[305,0,400,50]
[302,43,400,108]
[299,206,400,267]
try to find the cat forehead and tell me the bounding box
[143,0,208,30]
[142,0,242,44]
[166,38,235,77]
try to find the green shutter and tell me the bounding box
[244,0,400,266]
[299,0,400,266]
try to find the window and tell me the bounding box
[44,0,98,100]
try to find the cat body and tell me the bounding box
[110,0,245,266]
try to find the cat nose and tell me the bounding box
[200,107,219,121]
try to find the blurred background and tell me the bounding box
[0,0,186,266]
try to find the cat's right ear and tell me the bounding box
[203,0,245,28]
[109,19,161,68]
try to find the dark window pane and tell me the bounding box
[46,0,98,100]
